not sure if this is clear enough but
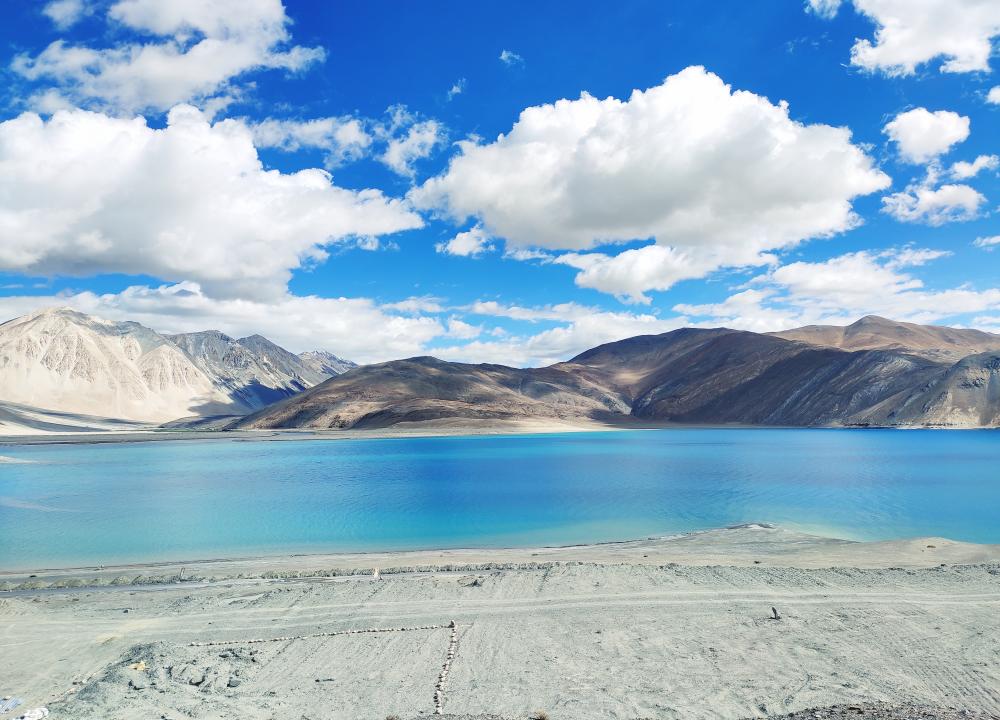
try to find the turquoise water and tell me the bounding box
[0,429,997,570]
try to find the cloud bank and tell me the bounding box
[413,66,889,302]
[0,105,422,299]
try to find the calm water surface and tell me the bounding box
[1,429,997,569]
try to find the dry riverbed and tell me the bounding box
[1,526,998,719]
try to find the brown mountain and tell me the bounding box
[771,315,1000,362]
[234,319,1000,431]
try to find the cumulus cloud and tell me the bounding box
[950,154,999,180]
[678,248,1000,330]
[988,87,1000,104]
[444,317,481,339]
[249,116,372,168]
[974,236,1000,249]
[435,225,494,257]
[0,106,422,299]
[882,182,985,225]
[552,245,762,304]
[13,0,324,114]
[412,66,888,303]
[883,108,970,164]
[380,119,445,177]
[817,0,1000,75]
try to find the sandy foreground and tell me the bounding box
[1,526,999,719]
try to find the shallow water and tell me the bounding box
[1,429,997,569]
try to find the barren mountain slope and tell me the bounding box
[297,350,357,376]
[168,331,339,409]
[235,321,1000,429]
[0,308,230,422]
[855,351,1000,427]
[772,315,1000,362]
[233,356,630,429]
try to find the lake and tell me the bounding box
[1,429,997,570]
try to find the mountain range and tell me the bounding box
[0,307,354,432]
[235,316,1000,431]
[1,309,998,433]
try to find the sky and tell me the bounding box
[0,0,998,365]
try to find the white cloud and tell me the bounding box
[678,249,1000,330]
[835,0,1000,76]
[974,235,1000,249]
[805,0,843,19]
[413,66,888,303]
[988,87,1000,104]
[248,105,448,174]
[883,108,969,164]
[444,317,481,340]
[882,183,985,225]
[382,296,445,314]
[14,0,324,114]
[42,0,89,29]
[553,244,770,304]
[380,118,445,177]
[467,300,595,322]
[972,315,1000,332]
[0,283,445,364]
[0,106,422,300]
[885,247,950,268]
[499,50,523,66]
[436,305,685,366]
[435,225,494,257]
[249,116,372,168]
[447,78,466,100]
[950,154,999,179]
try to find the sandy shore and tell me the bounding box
[2,526,998,719]
[0,417,628,445]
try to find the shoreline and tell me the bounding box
[4,419,996,446]
[5,525,999,590]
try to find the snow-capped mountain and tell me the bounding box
[0,308,356,429]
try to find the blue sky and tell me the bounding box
[0,0,998,364]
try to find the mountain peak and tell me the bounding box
[851,315,895,326]
[24,306,91,322]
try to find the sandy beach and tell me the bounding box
[2,525,998,719]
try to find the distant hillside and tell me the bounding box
[297,350,357,377]
[771,315,1000,362]
[236,319,1000,430]
[234,356,629,430]
[0,308,355,432]
[168,331,340,409]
